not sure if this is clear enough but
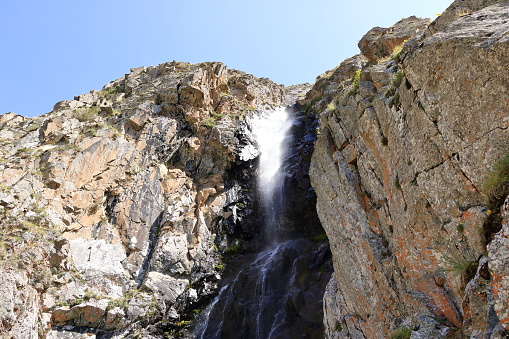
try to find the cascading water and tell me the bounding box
[250,107,293,243]
[195,106,331,339]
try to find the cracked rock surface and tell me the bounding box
[0,61,287,338]
[307,1,509,337]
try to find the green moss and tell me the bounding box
[394,176,401,190]
[456,223,464,233]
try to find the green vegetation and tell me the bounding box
[391,326,413,339]
[27,123,42,132]
[456,223,464,233]
[305,96,324,112]
[394,176,401,190]
[99,85,122,97]
[326,101,337,112]
[447,258,478,280]
[73,106,101,122]
[214,264,224,271]
[202,117,216,129]
[347,70,361,96]
[108,289,139,310]
[335,321,343,332]
[53,143,82,153]
[443,250,479,286]
[88,202,101,215]
[483,154,509,193]
[312,233,329,242]
[224,240,242,255]
[392,69,405,88]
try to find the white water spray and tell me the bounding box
[250,107,293,240]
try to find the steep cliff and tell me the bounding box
[0,61,295,337]
[308,1,509,338]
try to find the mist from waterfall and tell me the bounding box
[250,107,293,242]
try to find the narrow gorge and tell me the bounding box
[2,0,509,338]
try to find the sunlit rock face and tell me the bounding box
[307,1,509,338]
[0,61,292,337]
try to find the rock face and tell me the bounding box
[5,1,509,338]
[0,61,288,337]
[308,1,509,338]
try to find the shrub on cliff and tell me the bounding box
[483,154,509,194]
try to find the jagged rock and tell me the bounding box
[142,271,189,305]
[307,2,509,337]
[358,16,429,64]
[0,60,286,337]
[488,196,509,331]
[74,90,100,105]
[53,100,85,111]
[0,271,39,338]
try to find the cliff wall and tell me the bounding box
[0,61,289,337]
[308,1,509,337]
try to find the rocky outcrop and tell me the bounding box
[308,1,509,338]
[0,61,287,337]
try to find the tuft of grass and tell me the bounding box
[442,250,479,288]
[347,70,361,96]
[483,155,509,193]
[73,106,101,122]
[99,85,122,97]
[107,289,138,310]
[390,93,401,108]
[391,44,404,60]
[447,259,478,280]
[326,101,337,112]
[202,117,216,129]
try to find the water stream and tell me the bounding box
[195,107,330,339]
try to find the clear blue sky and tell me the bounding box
[1,1,449,118]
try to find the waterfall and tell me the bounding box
[250,107,293,242]
[194,106,330,339]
